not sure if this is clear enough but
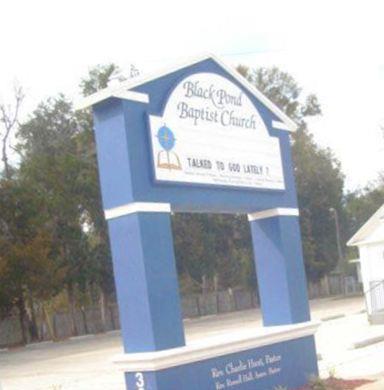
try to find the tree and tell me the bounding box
[238,66,345,281]
[11,64,122,336]
[17,96,93,336]
[173,213,215,294]
[0,60,349,343]
[0,176,64,342]
[0,85,56,341]
[173,212,255,294]
[79,63,120,97]
[292,131,345,280]
[3,62,120,337]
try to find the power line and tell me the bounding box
[221,49,275,57]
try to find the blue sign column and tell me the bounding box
[91,99,185,354]
[107,209,185,352]
[249,211,311,326]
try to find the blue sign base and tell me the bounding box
[121,330,318,390]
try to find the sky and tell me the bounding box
[1,0,383,191]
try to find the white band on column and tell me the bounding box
[105,202,171,220]
[248,208,299,221]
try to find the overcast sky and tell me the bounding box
[1,0,383,191]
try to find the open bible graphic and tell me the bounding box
[156,125,182,170]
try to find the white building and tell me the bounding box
[348,204,384,324]
[349,258,362,284]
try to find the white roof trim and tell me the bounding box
[108,53,213,94]
[75,88,149,110]
[75,53,211,111]
[272,120,292,131]
[347,204,384,246]
[349,238,384,247]
[76,53,298,132]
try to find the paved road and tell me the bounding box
[1,295,381,390]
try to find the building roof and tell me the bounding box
[76,53,298,132]
[347,204,384,246]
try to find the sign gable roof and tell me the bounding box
[77,53,297,132]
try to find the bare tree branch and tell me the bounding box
[0,84,24,178]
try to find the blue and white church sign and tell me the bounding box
[79,54,319,390]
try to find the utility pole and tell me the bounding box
[330,207,345,294]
